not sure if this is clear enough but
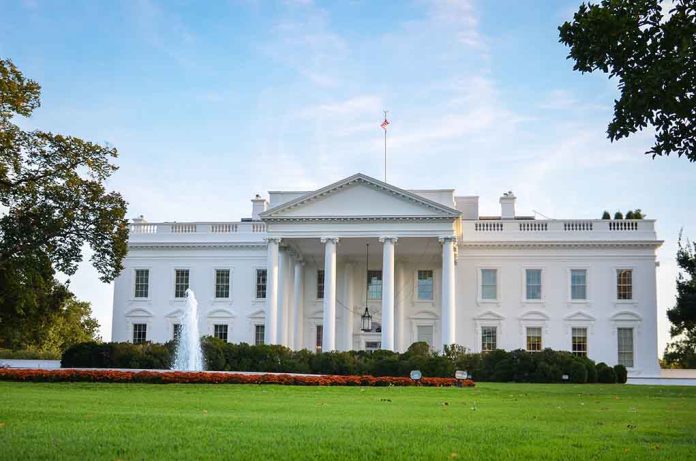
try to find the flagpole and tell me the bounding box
[383,110,388,183]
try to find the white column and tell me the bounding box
[265,237,280,345]
[321,237,338,352]
[395,264,406,352]
[292,259,304,350]
[380,236,397,351]
[276,248,289,346]
[440,236,456,349]
[341,263,354,351]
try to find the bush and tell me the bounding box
[596,362,617,383]
[613,364,628,384]
[0,348,61,360]
[568,361,588,383]
[62,342,172,369]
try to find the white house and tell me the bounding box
[112,173,662,376]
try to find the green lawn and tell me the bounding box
[0,382,694,460]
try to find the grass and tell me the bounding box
[0,382,694,460]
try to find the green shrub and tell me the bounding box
[568,361,588,383]
[613,364,628,384]
[0,348,61,360]
[596,362,617,383]
[601,211,611,219]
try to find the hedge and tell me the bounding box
[0,368,470,387]
[61,339,625,384]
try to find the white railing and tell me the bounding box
[466,219,655,240]
[128,221,266,235]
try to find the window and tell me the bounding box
[617,328,634,367]
[617,269,633,300]
[214,324,228,342]
[255,325,265,346]
[134,269,149,298]
[481,326,497,352]
[367,270,382,300]
[417,270,434,300]
[572,327,587,357]
[365,341,381,351]
[133,323,147,344]
[417,325,434,347]
[256,269,267,299]
[526,327,542,352]
[481,269,497,300]
[315,325,323,353]
[215,269,230,299]
[174,269,189,298]
[525,269,542,300]
[571,269,587,300]
[316,270,325,299]
[173,323,182,342]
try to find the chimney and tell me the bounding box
[131,214,146,224]
[251,194,268,221]
[499,191,516,219]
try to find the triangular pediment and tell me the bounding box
[519,310,550,321]
[260,173,460,221]
[564,311,596,322]
[474,310,506,321]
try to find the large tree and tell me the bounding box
[559,0,696,161]
[664,234,696,368]
[0,58,128,348]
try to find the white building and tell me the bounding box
[112,173,662,375]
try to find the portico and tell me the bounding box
[259,174,461,352]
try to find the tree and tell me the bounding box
[614,211,624,219]
[602,210,611,219]
[625,210,635,219]
[0,58,128,348]
[664,233,696,368]
[559,0,696,161]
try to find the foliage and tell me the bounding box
[664,233,696,368]
[0,58,128,349]
[602,210,611,219]
[0,348,60,360]
[62,341,626,384]
[559,0,696,161]
[614,211,624,219]
[596,362,617,383]
[613,364,628,384]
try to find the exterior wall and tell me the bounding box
[112,246,267,345]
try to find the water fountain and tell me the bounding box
[172,288,204,371]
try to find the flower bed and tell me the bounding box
[0,368,474,387]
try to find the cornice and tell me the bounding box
[128,242,267,250]
[263,215,456,223]
[458,240,664,249]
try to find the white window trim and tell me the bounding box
[207,319,233,343]
[521,266,545,304]
[253,266,267,303]
[130,321,150,344]
[524,326,544,352]
[315,268,325,302]
[413,269,436,303]
[478,324,499,353]
[171,266,192,301]
[614,266,637,304]
[477,266,500,304]
[567,267,591,304]
[130,266,152,301]
[409,311,439,351]
[212,266,234,302]
[570,326,590,357]
[612,318,641,370]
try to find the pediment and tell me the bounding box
[260,173,460,221]
[248,309,265,319]
[519,310,550,321]
[208,308,236,319]
[125,308,153,318]
[611,311,642,322]
[410,310,439,320]
[474,310,505,321]
[165,309,184,319]
[564,311,596,322]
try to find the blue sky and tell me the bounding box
[1,0,692,351]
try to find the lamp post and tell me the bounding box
[361,243,372,332]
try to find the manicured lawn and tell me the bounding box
[0,382,694,460]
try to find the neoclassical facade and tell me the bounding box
[112,173,662,375]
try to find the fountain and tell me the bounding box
[172,288,204,371]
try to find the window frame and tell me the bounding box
[478,268,499,302]
[571,327,588,357]
[172,323,182,342]
[255,268,267,300]
[214,268,232,300]
[568,268,590,302]
[213,324,229,342]
[254,324,265,346]
[133,268,150,299]
[617,327,635,368]
[132,323,147,344]
[523,268,543,302]
[367,270,383,301]
[416,270,435,301]
[316,269,325,300]
[616,268,634,301]
[525,326,543,352]
[315,325,323,353]
[480,326,497,352]
[173,268,190,299]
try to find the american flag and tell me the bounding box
[380,118,390,130]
